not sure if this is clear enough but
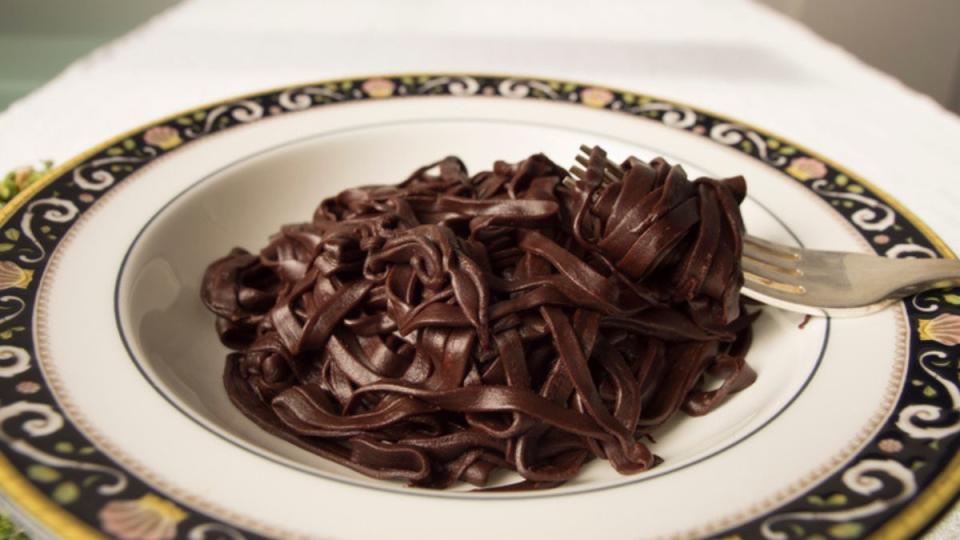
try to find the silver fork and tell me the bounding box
[569,145,960,317]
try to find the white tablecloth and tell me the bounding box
[1,0,957,537]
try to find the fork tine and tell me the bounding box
[606,159,625,178]
[743,253,803,280]
[744,235,802,260]
[601,165,622,184]
[579,144,625,178]
[574,154,620,185]
[742,270,807,295]
[741,235,806,296]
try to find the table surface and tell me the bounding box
[0,0,958,537]
[0,0,176,111]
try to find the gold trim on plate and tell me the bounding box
[0,451,101,539]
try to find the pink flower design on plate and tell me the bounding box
[362,78,396,98]
[878,438,903,453]
[580,87,614,108]
[99,494,186,540]
[918,313,960,346]
[15,381,39,394]
[785,157,827,181]
[144,126,182,150]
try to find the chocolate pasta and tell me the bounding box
[201,148,757,490]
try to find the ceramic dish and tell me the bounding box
[0,74,957,540]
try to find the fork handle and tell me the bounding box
[884,257,960,298]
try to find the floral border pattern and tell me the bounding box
[0,75,957,539]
